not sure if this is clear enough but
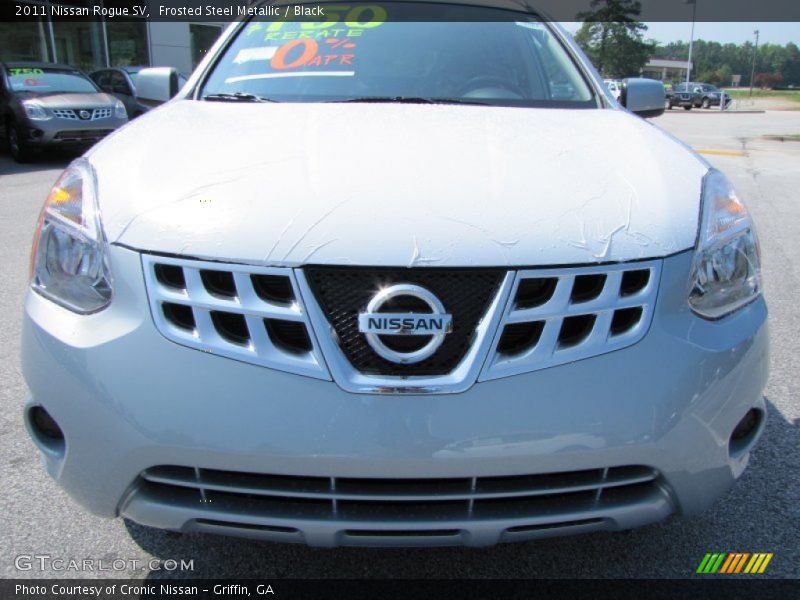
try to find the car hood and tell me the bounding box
[90,101,707,267]
[24,92,118,108]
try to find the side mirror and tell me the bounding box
[619,78,666,118]
[135,67,180,108]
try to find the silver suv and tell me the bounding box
[1,62,128,162]
[21,2,767,548]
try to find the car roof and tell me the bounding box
[91,66,145,74]
[3,61,80,71]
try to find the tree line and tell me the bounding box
[574,0,799,86]
[651,40,800,87]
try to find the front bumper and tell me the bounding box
[669,96,696,107]
[21,246,769,547]
[22,116,126,147]
[703,95,732,107]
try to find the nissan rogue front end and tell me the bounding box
[21,1,768,547]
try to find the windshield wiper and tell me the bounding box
[331,96,488,106]
[203,92,277,103]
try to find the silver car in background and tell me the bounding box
[1,62,128,162]
[90,66,189,119]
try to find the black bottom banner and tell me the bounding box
[2,579,798,600]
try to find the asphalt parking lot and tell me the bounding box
[1,109,798,580]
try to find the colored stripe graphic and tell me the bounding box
[719,554,736,574]
[696,553,713,573]
[758,553,774,573]
[733,553,750,573]
[697,553,727,574]
[744,553,774,574]
[701,553,773,574]
[723,553,749,574]
[744,554,759,573]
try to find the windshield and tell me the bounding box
[6,67,98,94]
[200,3,595,107]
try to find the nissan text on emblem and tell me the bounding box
[79,110,92,120]
[358,284,453,364]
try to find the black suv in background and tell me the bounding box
[690,83,732,109]
[667,82,732,110]
[666,83,702,110]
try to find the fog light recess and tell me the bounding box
[27,406,66,455]
[729,408,763,456]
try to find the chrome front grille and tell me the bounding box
[480,261,661,381]
[135,464,668,544]
[141,254,662,391]
[141,254,329,380]
[52,107,112,120]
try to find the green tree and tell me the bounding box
[783,43,800,86]
[574,0,653,78]
[717,64,733,87]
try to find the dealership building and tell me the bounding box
[0,1,226,75]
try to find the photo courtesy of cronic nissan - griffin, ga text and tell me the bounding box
[21,1,769,548]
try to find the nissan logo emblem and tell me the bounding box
[358,284,453,364]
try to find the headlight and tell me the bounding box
[22,101,50,120]
[113,99,127,119]
[688,169,762,319]
[30,158,113,313]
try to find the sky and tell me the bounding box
[563,22,798,45]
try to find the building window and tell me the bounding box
[190,24,222,69]
[51,19,107,72]
[0,18,51,62]
[107,20,150,67]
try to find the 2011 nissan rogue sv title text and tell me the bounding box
[21,1,768,547]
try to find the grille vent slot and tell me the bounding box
[515,277,557,309]
[211,311,250,346]
[620,269,651,297]
[201,270,237,299]
[497,322,544,356]
[610,307,643,336]
[570,274,606,303]
[154,264,186,290]
[265,319,313,354]
[558,315,597,348]
[162,303,195,332]
[252,275,295,305]
[53,129,113,141]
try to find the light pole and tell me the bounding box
[685,0,697,86]
[749,29,760,96]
